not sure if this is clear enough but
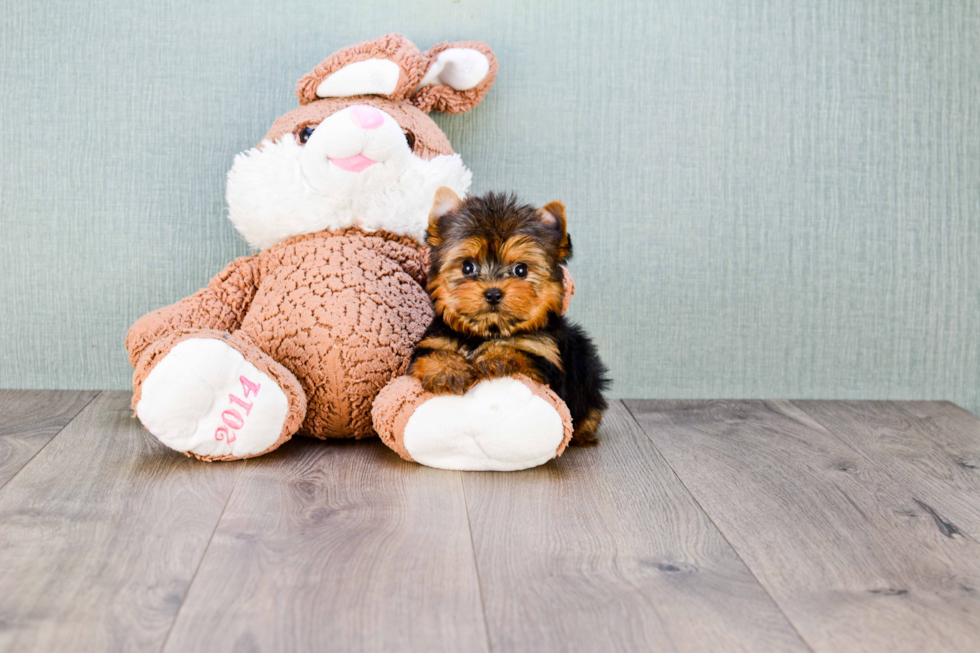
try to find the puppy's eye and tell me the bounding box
[513,263,528,278]
[298,125,316,144]
[403,130,416,150]
[462,260,476,276]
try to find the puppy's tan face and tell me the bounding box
[427,193,570,338]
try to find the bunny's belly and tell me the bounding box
[239,228,433,438]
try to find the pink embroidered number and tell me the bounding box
[221,409,244,430]
[214,376,262,444]
[228,393,253,415]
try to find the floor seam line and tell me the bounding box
[0,390,102,493]
[787,400,980,547]
[622,400,817,653]
[158,458,248,653]
[460,473,494,653]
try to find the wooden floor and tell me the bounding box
[1,391,979,652]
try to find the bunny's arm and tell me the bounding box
[125,255,262,366]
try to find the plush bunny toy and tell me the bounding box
[127,34,575,469]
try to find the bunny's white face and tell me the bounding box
[298,105,414,193]
[225,103,470,250]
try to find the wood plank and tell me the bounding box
[626,399,980,653]
[793,401,980,539]
[0,390,99,489]
[0,391,244,653]
[163,438,489,653]
[462,401,809,653]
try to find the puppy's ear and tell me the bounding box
[428,187,462,246]
[538,201,572,262]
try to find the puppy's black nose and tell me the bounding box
[484,288,504,305]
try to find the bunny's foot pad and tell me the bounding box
[373,374,573,471]
[136,338,293,461]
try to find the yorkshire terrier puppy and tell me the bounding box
[409,188,609,445]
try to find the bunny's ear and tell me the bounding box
[409,41,498,114]
[295,34,427,105]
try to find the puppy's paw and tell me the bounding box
[472,342,528,379]
[411,352,475,395]
[424,369,475,395]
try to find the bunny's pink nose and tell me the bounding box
[350,105,384,130]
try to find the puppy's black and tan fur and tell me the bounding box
[409,188,609,445]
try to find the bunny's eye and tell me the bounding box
[403,130,416,150]
[298,125,316,144]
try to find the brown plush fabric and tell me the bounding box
[127,228,433,441]
[410,41,499,115]
[370,375,429,462]
[126,256,261,367]
[522,375,574,457]
[371,373,573,463]
[262,96,454,160]
[295,34,426,105]
[561,265,575,315]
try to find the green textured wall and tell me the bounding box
[1,0,978,411]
